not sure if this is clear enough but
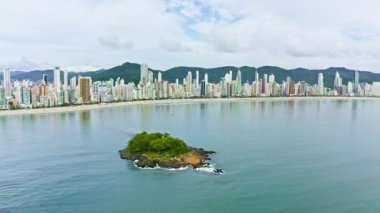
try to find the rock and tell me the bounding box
[119,150,140,161]
[203,150,216,155]
[119,147,220,171]
[157,158,182,168]
[135,156,157,168]
[213,169,224,174]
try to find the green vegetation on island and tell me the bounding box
[124,132,190,158]
[119,131,221,172]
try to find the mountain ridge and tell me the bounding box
[1,62,380,88]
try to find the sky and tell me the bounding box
[1,0,380,72]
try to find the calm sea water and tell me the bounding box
[1,99,380,212]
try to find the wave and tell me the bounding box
[133,161,190,171]
[195,163,224,175]
[133,160,223,174]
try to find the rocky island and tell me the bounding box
[119,132,223,174]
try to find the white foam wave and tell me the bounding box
[195,167,216,173]
[132,161,223,174]
[133,162,190,171]
[195,164,224,175]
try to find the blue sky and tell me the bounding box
[0,0,380,72]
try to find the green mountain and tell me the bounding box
[4,62,380,89]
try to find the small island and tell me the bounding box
[119,132,223,173]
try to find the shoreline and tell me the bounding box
[1,96,380,116]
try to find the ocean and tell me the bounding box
[1,99,380,212]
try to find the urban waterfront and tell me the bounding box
[2,64,380,111]
[1,99,380,212]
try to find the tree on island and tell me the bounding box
[124,131,190,158]
[120,131,221,173]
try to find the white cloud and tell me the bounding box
[0,57,51,71]
[0,0,380,72]
[64,65,101,72]
[159,39,192,52]
[98,35,134,50]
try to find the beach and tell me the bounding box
[1,96,379,116]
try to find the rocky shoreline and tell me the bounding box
[119,147,223,173]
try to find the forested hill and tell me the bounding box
[3,62,380,88]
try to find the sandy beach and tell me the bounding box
[1,96,379,117]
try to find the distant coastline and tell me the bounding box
[1,96,379,117]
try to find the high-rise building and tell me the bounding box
[186,71,192,95]
[54,67,61,93]
[372,82,380,96]
[0,87,5,106]
[334,72,342,89]
[70,76,77,90]
[200,80,206,97]
[255,70,259,83]
[289,81,296,96]
[334,71,343,95]
[269,74,275,84]
[140,64,149,84]
[158,72,162,82]
[42,74,48,85]
[318,73,324,95]
[347,81,353,95]
[204,73,208,85]
[78,77,91,103]
[148,71,153,84]
[64,70,68,89]
[195,71,199,89]
[354,70,359,95]
[236,69,242,95]
[3,68,11,98]
[22,87,31,106]
[261,78,266,94]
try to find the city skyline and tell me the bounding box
[1,64,379,110]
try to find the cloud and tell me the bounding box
[1,57,51,71]
[159,39,192,52]
[166,0,242,23]
[98,35,134,50]
[1,0,380,72]
[341,21,380,41]
[64,65,101,72]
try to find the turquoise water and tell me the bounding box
[1,99,380,212]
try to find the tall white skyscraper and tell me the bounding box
[334,71,342,90]
[347,81,353,95]
[158,72,162,82]
[186,71,192,93]
[148,71,153,84]
[204,73,208,85]
[54,67,61,93]
[195,71,199,89]
[236,69,242,95]
[3,68,11,98]
[70,76,77,90]
[318,73,324,95]
[140,64,149,84]
[63,70,68,89]
[255,70,259,83]
[354,70,359,94]
[269,74,275,84]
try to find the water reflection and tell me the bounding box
[199,103,207,118]
[80,111,91,122]
[351,100,358,121]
